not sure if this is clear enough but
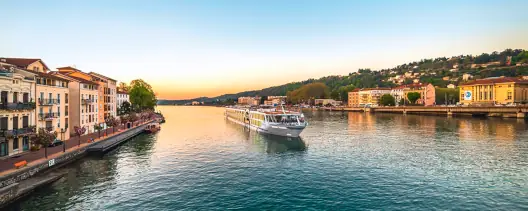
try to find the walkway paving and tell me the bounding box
[0,120,150,175]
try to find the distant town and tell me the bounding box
[164,49,528,108]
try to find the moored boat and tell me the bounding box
[145,122,161,133]
[225,105,308,137]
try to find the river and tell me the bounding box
[7,106,528,210]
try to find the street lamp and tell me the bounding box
[61,128,65,152]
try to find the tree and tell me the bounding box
[407,92,421,104]
[129,112,138,126]
[34,128,57,158]
[330,89,340,100]
[338,85,356,102]
[119,101,131,115]
[129,79,156,111]
[118,82,130,92]
[74,126,86,147]
[380,94,396,106]
[105,116,119,134]
[94,124,103,139]
[287,82,330,104]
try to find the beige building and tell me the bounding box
[459,77,528,105]
[51,72,99,135]
[0,61,37,157]
[238,97,259,106]
[358,88,391,107]
[347,88,360,107]
[89,72,117,119]
[34,71,70,140]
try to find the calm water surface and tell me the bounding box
[9,106,528,210]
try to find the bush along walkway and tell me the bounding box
[0,118,153,175]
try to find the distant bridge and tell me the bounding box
[320,106,528,118]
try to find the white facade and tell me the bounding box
[0,65,37,157]
[390,88,405,106]
[117,92,129,107]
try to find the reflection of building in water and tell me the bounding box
[492,122,516,141]
[347,112,375,133]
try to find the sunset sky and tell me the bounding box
[1,0,527,100]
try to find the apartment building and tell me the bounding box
[358,88,391,107]
[51,72,99,135]
[56,67,113,128]
[0,61,37,157]
[400,83,435,106]
[34,71,70,140]
[347,88,360,107]
[89,72,117,119]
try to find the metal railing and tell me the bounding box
[38,112,59,120]
[38,98,60,105]
[0,102,36,110]
[81,99,96,105]
[0,126,36,137]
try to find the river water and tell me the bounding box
[8,106,528,210]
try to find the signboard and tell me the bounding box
[464,91,472,101]
[48,159,55,167]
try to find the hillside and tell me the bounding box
[157,49,528,105]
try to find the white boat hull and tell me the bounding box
[226,116,305,137]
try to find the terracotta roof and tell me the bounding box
[89,72,116,82]
[0,58,50,70]
[360,87,392,91]
[350,88,361,92]
[50,72,99,86]
[117,90,128,94]
[393,83,430,90]
[461,77,528,86]
[56,66,83,72]
[24,69,68,82]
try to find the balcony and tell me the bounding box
[40,126,54,132]
[0,102,36,111]
[38,112,59,121]
[81,99,96,105]
[1,126,36,137]
[38,98,60,106]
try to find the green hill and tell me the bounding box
[157,48,528,105]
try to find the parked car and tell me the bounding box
[48,139,63,147]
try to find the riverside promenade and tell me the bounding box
[320,106,528,118]
[0,119,155,207]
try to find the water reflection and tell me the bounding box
[343,112,528,142]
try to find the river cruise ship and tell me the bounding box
[225,106,307,137]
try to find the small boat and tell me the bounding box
[145,122,161,133]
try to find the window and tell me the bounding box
[13,92,18,103]
[57,93,60,103]
[65,93,68,103]
[13,138,18,151]
[507,91,512,100]
[22,116,28,128]
[23,137,29,151]
[12,116,18,130]
[58,106,60,117]
[23,93,29,103]
[65,106,68,116]
[40,92,44,101]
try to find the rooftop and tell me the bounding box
[0,58,50,70]
[50,72,99,86]
[89,72,117,82]
[461,77,528,86]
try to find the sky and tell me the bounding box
[1,0,527,100]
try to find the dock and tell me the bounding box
[320,106,528,118]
